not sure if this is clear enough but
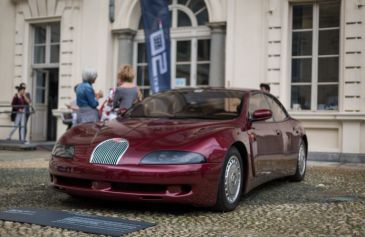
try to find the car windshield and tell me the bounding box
[125,89,245,120]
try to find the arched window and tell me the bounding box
[135,0,210,97]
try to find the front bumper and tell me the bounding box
[49,158,222,207]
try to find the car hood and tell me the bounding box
[60,117,237,151]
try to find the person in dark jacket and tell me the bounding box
[260,83,270,93]
[7,85,26,141]
[18,82,32,139]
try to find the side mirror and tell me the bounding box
[252,109,272,121]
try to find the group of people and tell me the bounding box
[66,64,142,127]
[7,83,32,142]
[70,71,270,127]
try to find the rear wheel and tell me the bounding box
[290,140,307,182]
[214,147,243,212]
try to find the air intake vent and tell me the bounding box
[90,138,129,165]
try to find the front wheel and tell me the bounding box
[290,140,307,182]
[214,147,243,212]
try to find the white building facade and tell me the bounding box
[0,0,364,158]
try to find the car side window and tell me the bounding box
[248,93,274,122]
[264,95,288,122]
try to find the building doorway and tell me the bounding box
[31,68,58,141]
[30,22,60,141]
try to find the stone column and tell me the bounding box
[113,28,136,67]
[208,22,226,87]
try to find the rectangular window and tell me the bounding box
[290,1,340,111]
[175,40,192,87]
[196,39,210,86]
[33,22,60,65]
[136,43,150,97]
[35,71,47,104]
[34,25,47,64]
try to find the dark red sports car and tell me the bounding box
[49,88,307,211]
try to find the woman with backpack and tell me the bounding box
[7,84,27,141]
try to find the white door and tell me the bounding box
[31,70,49,141]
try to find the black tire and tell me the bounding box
[214,147,243,212]
[290,140,307,182]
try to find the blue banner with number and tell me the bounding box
[140,0,171,94]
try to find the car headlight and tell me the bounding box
[140,151,206,165]
[51,143,75,159]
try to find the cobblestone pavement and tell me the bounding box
[0,150,364,237]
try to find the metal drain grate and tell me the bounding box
[327,196,359,203]
[90,138,129,165]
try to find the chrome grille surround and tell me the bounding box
[90,138,129,165]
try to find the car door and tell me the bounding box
[265,94,296,175]
[247,92,284,176]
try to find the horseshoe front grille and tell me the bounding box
[90,138,129,165]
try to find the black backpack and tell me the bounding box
[10,94,19,122]
[10,109,16,122]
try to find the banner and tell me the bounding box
[140,0,171,93]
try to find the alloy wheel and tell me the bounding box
[224,155,242,204]
[298,144,306,176]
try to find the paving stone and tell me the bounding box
[0,151,364,236]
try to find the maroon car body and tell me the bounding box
[49,88,307,211]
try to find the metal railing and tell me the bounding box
[0,104,35,143]
[0,105,34,126]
